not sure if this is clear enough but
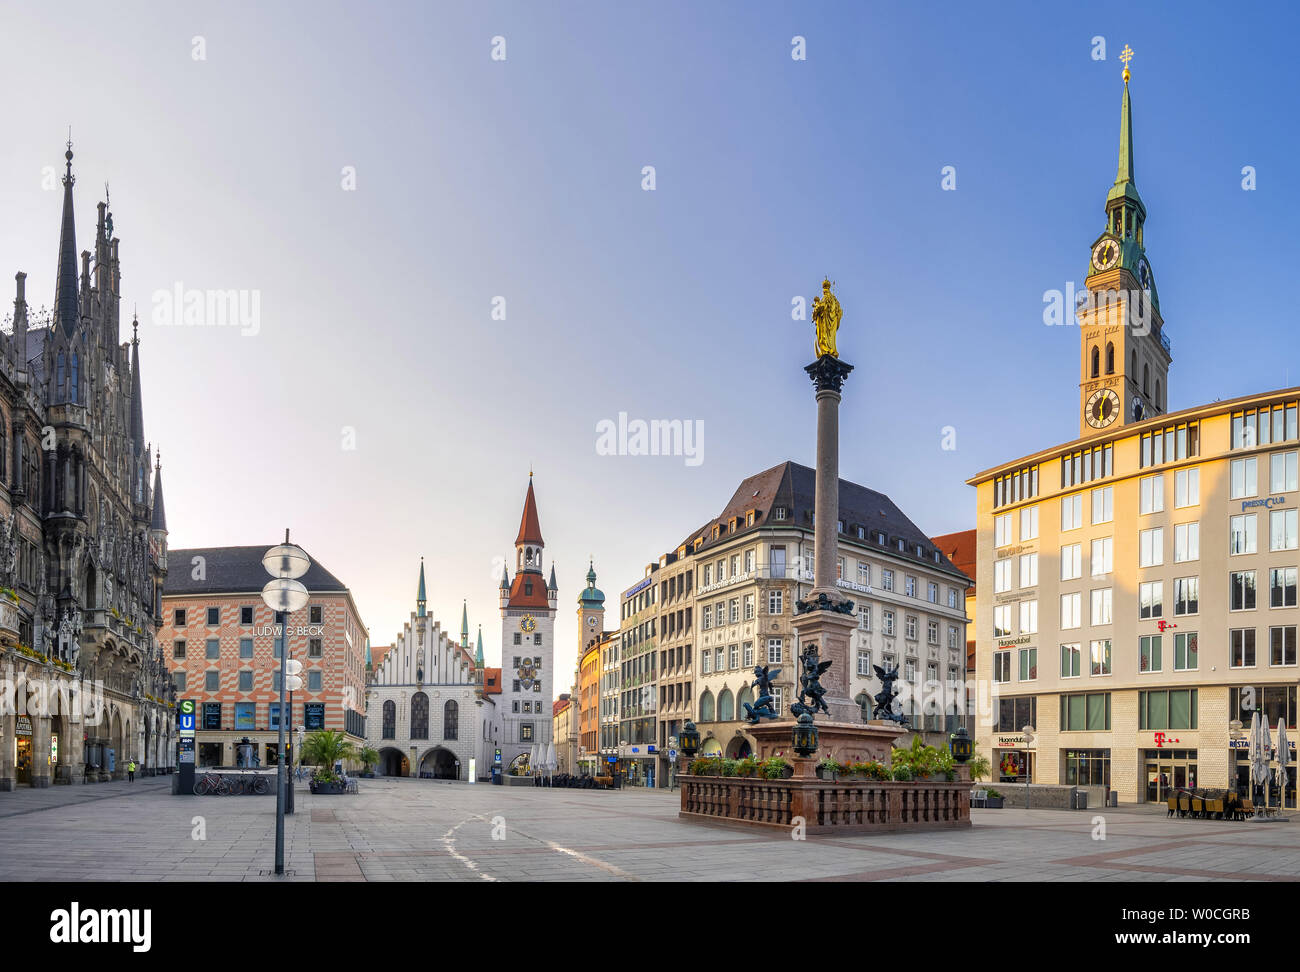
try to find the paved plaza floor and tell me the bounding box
[1,776,1298,881]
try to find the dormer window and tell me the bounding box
[774,507,786,521]
[897,539,905,552]
[837,520,844,532]
[746,511,755,527]
[856,526,865,539]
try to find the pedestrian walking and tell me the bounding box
[127,759,136,782]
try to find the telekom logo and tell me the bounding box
[1153,731,1181,748]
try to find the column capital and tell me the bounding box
[805,355,854,393]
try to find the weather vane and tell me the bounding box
[1120,44,1134,83]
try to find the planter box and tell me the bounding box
[310,781,345,794]
[985,797,1005,808]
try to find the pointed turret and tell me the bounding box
[150,453,167,532]
[54,140,80,336]
[516,475,544,547]
[130,317,145,447]
[460,600,469,647]
[417,558,427,617]
[475,625,484,668]
[547,563,558,610]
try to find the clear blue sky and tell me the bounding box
[2,0,1297,686]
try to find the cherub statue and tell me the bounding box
[871,663,908,726]
[742,664,782,724]
[790,644,833,718]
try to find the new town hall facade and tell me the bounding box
[0,145,173,789]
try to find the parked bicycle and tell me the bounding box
[193,773,232,796]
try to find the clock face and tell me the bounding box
[520,615,536,633]
[1137,258,1152,289]
[587,617,597,628]
[1085,388,1120,429]
[1091,238,1120,272]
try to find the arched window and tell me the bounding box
[56,353,65,398]
[410,692,429,739]
[1105,342,1115,375]
[1155,379,1162,409]
[70,352,79,404]
[443,700,459,740]
[718,688,734,722]
[1090,346,1099,378]
[382,701,396,739]
[1131,350,1137,375]
[1143,364,1150,396]
[737,685,753,713]
[699,689,715,722]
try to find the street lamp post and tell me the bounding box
[261,530,311,877]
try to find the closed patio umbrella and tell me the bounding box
[1250,710,1270,807]
[1275,718,1290,808]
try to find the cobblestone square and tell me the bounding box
[1,777,1296,882]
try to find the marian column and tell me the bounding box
[792,279,860,723]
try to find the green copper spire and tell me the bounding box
[460,600,469,647]
[417,558,427,617]
[365,637,372,670]
[1106,47,1144,214]
[475,625,484,667]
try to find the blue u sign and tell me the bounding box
[179,714,195,732]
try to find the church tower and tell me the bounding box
[577,560,605,655]
[1077,48,1172,439]
[498,474,557,771]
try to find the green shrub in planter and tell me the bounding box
[761,756,791,780]
[736,756,760,777]
[891,765,914,782]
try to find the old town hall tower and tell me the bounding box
[497,475,557,773]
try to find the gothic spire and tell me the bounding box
[460,599,469,647]
[475,625,484,668]
[150,452,167,531]
[417,558,427,617]
[55,138,79,335]
[130,315,145,449]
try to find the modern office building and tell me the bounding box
[969,64,1299,806]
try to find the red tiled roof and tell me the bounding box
[931,529,976,588]
[516,478,544,546]
[370,644,393,670]
[483,668,503,695]
[553,698,571,717]
[508,571,552,608]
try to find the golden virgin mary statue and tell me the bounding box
[812,278,842,358]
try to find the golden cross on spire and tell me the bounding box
[1120,44,1134,83]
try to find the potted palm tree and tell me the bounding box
[301,730,358,794]
[358,746,379,778]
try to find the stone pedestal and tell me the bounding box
[790,607,859,723]
[747,719,905,765]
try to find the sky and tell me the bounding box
[2,0,1298,690]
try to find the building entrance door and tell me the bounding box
[15,736,32,785]
[1144,749,1197,802]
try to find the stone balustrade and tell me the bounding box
[679,774,970,834]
